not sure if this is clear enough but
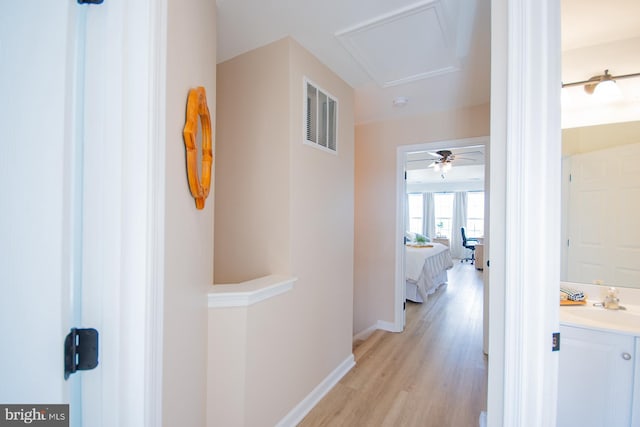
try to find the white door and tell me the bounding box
[0,1,104,423]
[566,143,640,286]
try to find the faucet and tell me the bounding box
[592,287,626,310]
[604,287,622,310]
[593,287,626,310]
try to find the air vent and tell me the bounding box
[304,78,338,153]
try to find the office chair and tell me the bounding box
[461,227,479,264]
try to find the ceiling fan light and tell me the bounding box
[442,162,452,172]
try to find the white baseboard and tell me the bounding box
[276,354,355,427]
[353,320,402,343]
[353,324,377,342]
[376,320,402,333]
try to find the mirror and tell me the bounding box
[560,120,640,289]
[560,0,640,288]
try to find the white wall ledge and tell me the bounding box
[208,275,297,308]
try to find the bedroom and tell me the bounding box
[404,145,486,303]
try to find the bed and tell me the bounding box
[405,243,453,303]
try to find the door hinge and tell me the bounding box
[64,328,99,380]
[78,0,104,4]
[552,332,560,352]
[403,301,406,311]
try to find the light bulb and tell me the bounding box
[594,79,622,102]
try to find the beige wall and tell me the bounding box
[214,39,291,283]
[353,104,490,334]
[163,0,217,425]
[286,37,355,414]
[211,38,354,425]
[562,120,640,156]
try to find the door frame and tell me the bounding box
[395,135,489,332]
[83,0,167,425]
[488,0,561,426]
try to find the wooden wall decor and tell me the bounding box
[183,86,213,209]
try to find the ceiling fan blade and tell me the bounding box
[427,151,442,158]
[427,161,437,168]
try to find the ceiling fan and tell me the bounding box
[426,150,455,171]
[405,148,483,176]
[425,149,481,170]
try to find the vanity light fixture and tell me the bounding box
[562,69,640,101]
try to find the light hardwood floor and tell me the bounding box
[300,261,487,427]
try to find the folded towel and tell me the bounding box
[560,287,584,302]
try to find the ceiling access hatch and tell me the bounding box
[336,0,463,88]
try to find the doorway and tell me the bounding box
[394,136,489,334]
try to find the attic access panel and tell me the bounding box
[336,1,460,88]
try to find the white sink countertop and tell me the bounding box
[560,281,640,335]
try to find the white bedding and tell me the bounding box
[405,243,453,302]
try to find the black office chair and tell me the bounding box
[461,227,479,264]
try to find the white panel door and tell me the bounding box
[0,2,110,424]
[0,1,80,404]
[566,143,640,287]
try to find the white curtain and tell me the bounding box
[422,192,435,238]
[450,192,469,259]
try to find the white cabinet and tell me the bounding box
[557,325,635,427]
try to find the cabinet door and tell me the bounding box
[557,325,635,427]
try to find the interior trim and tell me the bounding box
[489,0,562,425]
[209,275,297,308]
[276,354,355,427]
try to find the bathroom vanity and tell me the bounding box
[558,283,640,427]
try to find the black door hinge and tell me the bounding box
[552,332,560,352]
[78,0,104,4]
[64,328,99,380]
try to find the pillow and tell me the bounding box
[414,233,430,243]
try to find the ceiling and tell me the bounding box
[216,0,491,124]
[215,0,640,184]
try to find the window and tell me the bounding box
[466,192,485,238]
[407,193,424,234]
[304,78,337,153]
[434,193,454,238]
[407,191,485,239]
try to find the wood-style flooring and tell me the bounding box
[300,261,487,427]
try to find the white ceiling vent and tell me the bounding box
[336,0,461,88]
